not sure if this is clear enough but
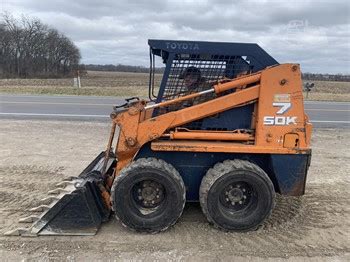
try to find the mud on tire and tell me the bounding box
[200,159,275,232]
[111,158,186,233]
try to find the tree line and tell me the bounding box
[302,72,350,82]
[0,13,81,78]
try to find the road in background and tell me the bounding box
[1,94,349,128]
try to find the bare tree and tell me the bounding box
[0,13,81,78]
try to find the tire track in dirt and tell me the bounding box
[0,165,349,258]
[165,183,349,257]
[0,165,66,233]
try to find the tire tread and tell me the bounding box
[199,159,275,231]
[111,157,186,233]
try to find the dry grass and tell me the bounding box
[0,71,348,101]
[307,80,350,94]
[0,71,161,97]
[302,80,350,102]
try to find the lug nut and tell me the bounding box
[239,201,243,204]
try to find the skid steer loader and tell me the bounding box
[6,39,312,236]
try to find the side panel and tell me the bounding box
[183,104,254,131]
[255,64,309,149]
[200,104,254,130]
[269,153,311,196]
[135,144,311,201]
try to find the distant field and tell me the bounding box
[303,80,350,101]
[0,71,349,101]
[0,71,162,97]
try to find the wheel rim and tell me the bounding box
[131,179,166,215]
[219,181,255,212]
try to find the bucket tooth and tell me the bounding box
[56,181,75,187]
[63,176,78,181]
[48,188,69,195]
[29,205,50,212]
[19,215,39,223]
[41,196,60,203]
[4,228,28,236]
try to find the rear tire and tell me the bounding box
[200,159,275,231]
[111,158,186,233]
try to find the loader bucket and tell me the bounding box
[5,151,116,236]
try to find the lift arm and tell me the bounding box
[111,71,262,173]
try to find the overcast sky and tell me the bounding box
[1,0,349,73]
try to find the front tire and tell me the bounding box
[200,159,275,231]
[111,158,186,233]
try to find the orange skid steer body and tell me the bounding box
[7,40,312,236]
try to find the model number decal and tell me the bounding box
[273,102,291,114]
[264,100,297,125]
[264,116,297,125]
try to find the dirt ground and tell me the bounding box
[0,119,349,261]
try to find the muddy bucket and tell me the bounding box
[5,151,116,236]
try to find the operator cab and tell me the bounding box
[148,39,278,130]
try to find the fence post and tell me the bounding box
[77,70,81,88]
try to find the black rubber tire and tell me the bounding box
[199,159,275,232]
[111,158,186,233]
